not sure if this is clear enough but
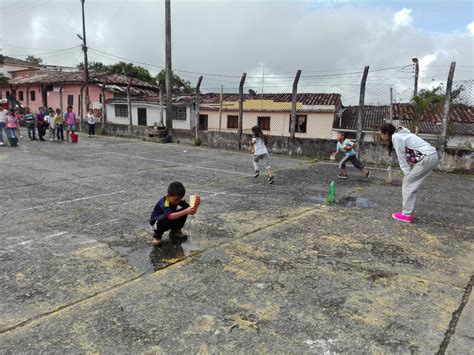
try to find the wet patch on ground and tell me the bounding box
[308,195,379,208]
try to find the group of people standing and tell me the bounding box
[0,106,98,146]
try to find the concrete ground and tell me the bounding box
[0,133,473,354]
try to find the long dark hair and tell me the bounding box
[380,123,396,155]
[251,125,267,145]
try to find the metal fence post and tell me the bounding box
[356,66,369,158]
[238,73,246,150]
[441,62,456,151]
[289,70,302,156]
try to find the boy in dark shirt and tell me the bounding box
[149,181,198,246]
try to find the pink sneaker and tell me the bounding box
[392,211,413,223]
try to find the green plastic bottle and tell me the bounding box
[327,180,336,204]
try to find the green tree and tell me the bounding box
[155,69,194,94]
[25,55,43,64]
[77,61,154,83]
[77,61,108,72]
[411,85,462,134]
[109,62,154,83]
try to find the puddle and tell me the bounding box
[308,195,379,208]
[111,236,202,273]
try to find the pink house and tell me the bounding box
[0,70,158,117]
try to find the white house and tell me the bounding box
[106,95,194,129]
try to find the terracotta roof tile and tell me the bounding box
[2,56,41,68]
[7,71,157,89]
[199,92,341,106]
[335,104,474,135]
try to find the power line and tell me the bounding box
[90,0,130,45]
[0,43,73,51]
[3,45,81,57]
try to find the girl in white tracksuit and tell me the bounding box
[379,123,438,223]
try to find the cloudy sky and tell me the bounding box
[1,0,473,102]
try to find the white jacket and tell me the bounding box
[392,127,437,175]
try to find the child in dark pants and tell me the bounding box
[333,132,371,179]
[149,182,198,246]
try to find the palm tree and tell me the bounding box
[411,87,444,134]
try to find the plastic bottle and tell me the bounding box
[327,180,336,204]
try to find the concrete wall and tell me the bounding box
[82,122,473,173]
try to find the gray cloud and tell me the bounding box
[1,0,473,103]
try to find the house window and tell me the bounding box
[199,114,208,131]
[171,106,186,121]
[18,91,24,101]
[67,95,74,106]
[227,115,238,129]
[257,116,271,131]
[288,114,307,133]
[99,94,103,103]
[0,92,2,99]
[30,90,36,101]
[115,104,128,117]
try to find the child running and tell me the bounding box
[149,181,200,246]
[333,132,371,179]
[379,123,438,223]
[250,125,274,184]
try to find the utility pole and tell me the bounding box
[158,84,164,127]
[127,78,132,136]
[412,57,419,97]
[289,69,302,156]
[356,66,370,158]
[194,76,203,139]
[165,0,173,136]
[389,87,393,123]
[218,85,223,132]
[80,0,90,113]
[101,80,106,123]
[441,62,456,151]
[237,72,247,150]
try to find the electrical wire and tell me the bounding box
[3,45,81,57]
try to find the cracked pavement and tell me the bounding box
[1,134,473,353]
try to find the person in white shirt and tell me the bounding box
[249,125,274,184]
[0,108,6,146]
[379,123,438,223]
[86,109,96,137]
[47,109,56,141]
